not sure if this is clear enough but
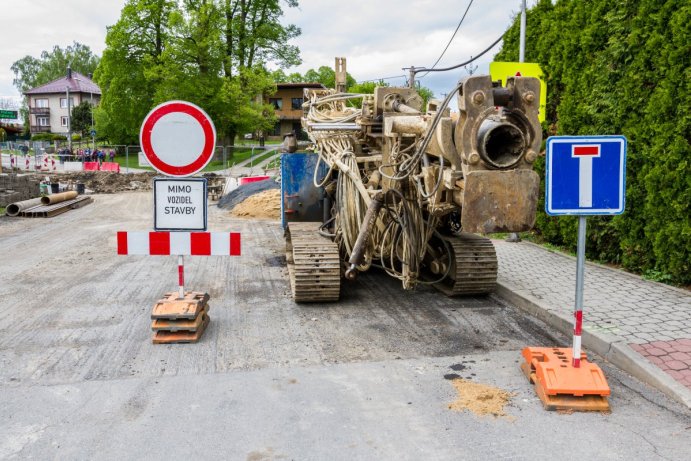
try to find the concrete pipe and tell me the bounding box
[41,191,78,205]
[6,197,43,217]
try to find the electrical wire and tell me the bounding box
[418,0,474,80]
[407,33,505,76]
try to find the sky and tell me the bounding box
[0,0,537,108]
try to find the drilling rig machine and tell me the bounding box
[285,58,542,302]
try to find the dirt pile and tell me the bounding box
[217,179,279,209]
[63,171,156,193]
[19,171,157,194]
[447,378,513,417]
[230,189,281,219]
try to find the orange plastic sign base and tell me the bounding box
[153,314,209,344]
[521,347,611,412]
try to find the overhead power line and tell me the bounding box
[418,0,474,79]
[405,33,505,78]
[357,75,407,84]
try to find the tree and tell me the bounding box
[221,0,301,77]
[70,101,93,137]
[495,0,690,284]
[94,0,176,144]
[95,0,299,145]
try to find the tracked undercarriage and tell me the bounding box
[285,58,541,302]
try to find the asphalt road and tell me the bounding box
[0,192,689,460]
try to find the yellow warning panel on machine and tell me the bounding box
[490,62,547,123]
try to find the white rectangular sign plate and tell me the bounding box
[154,178,207,231]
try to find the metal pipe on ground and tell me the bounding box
[41,191,78,205]
[6,197,43,217]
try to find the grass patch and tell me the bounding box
[112,155,154,171]
[226,147,275,166]
[0,206,5,216]
[642,269,675,284]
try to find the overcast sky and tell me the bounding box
[0,0,536,106]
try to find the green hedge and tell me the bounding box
[496,0,690,284]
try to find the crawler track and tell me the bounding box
[432,233,498,296]
[286,222,341,302]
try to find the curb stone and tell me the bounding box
[495,282,691,409]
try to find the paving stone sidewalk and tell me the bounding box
[493,239,691,407]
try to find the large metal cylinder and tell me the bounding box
[476,120,526,169]
[41,191,78,205]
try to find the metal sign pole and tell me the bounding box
[572,215,587,367]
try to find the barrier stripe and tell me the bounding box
[572,335,582,367]
[117,232,241,256]
[574,310,583,335]
[117,232,128,255]
[211,232,230,255]
[230,232,241,256]
[191,232,211,256]
[149,232,170,255]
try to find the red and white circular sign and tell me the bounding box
[140,100,216,177]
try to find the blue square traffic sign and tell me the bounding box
[546,136,627,216]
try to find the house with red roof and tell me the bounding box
[24,66,101,135]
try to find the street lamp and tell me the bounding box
[66,85,72,152]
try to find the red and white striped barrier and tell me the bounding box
[117,232,241,256]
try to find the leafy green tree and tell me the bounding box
[70,101,93,137]
[94,0,176,144]
[95,0,298,145]
[496,0,690,284]
[221,0,301,77]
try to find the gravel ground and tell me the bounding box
[0,192,688,460]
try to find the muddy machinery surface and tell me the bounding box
[286,66,542,302]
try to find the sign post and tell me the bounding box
[117,100,241,344]
[546,135,627,366]
[521,135,625,411]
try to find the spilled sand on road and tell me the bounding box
[448,378,513,417]
[229,189,281,219]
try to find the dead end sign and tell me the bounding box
[140,100,216,177]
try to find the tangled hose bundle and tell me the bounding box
[303,87,459,289]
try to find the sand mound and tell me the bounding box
[230,189,281,219]
[447,379,513,417]
[217,179,279,209]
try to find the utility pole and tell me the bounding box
[508,0,527,244]
[66,86,72,153]
[519,0,526,63]
[90,91,95,151]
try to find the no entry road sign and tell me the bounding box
[140,100,216,177]
[546,136,627,215]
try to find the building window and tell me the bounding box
[37,116,49,126]
[35,98,48,108]
[60,97,74,109]
[291,98,303,110]
[61,116,69,127]
[269,98,282,110]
